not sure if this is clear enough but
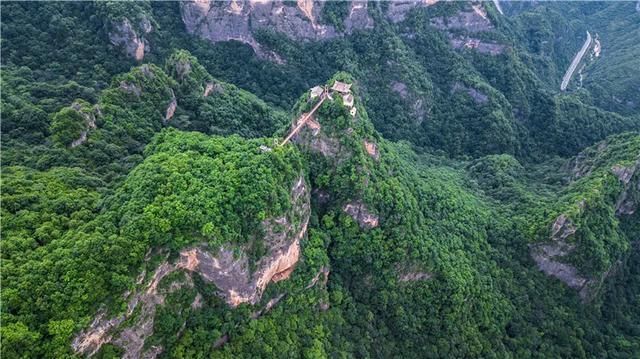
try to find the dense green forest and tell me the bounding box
[1,1,639,358]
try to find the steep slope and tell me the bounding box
[1,50,287,182]
[530,134,640,300]
[3,1,638,159]
[1,131,309,358]
[169,0,639,159]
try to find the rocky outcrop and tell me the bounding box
[109,16,153,61]
[386,0,439,23]
[72,311,125,357]
[530,213,620,301]
[612,164,636,185]
[113,264,192,359]
[530,214,591,297]
[363,140,380,160]
[345,1,374,33]
[69,102,97,148]
[612,160,639,216]
[616,183,639,216]
[73,176,310,357]
[180,1,374,60]
[305,266,330,289]
[343,200,379,229]
[452,82,488,104]
[398,271,432,282]
[426,5,505,55]
[450,36,505,55]
[492,0,504,15]
[119,81,142,97]
[72,254,188,358]
[550,214,577,242]
[181,1,330,51]
[164,90,177,121]
[431,8,493,32]
[389,80,427,124]
[391,81,409,99]
[292,115,345,159]
[203,82,224,97]
[176,176,309,308]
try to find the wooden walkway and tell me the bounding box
[279,89,327,146]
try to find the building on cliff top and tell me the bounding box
[342,93,354,108]
[331,81,352,94]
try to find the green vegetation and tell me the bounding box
[1,132,304,357]
[1,1,639,358]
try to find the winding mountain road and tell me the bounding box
[492,0,504,15]
[561,31,592,91]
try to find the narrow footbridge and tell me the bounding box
[279,88,327,146]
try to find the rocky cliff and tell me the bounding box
[179,1,504,60]
[108,15,153,61]
[73,175,310,357]
[181,1,454,56]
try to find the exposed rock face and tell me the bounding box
[452,82,488,104]
[530,213,615,301]
[530,214,591,297]
[251,293,286,319]
[165,90,177,121]
[292,115,345,159]
[174,59,192,80]
[204,82,215,97]
[612,164,636,185]
[177,175,309,308]
[363,140,380,160]
[203,81,225,97]
[431,9,493,32]
[391,81,409,99]
[450,36,505,55]
[427,6,506,55]
[180,0,373,59]
[69,102,97,148]
[181,1,331,48]
[616,182,639,216]
[343,201,379,229]
[73,176,310,357]
[305,266,330,289]
[109,16,152,61]
[389,80,427,124]
[72,312,125,357]
[345,1,374,33]
[550,214,577,242]
[612,160,639,216]
[119,81,142,97]
[386,0,440,23]
[113,264,192,359]
[72,254,188,358]
[398,271,432,282]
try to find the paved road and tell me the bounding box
[561,31,592,91]
[492,0,504,15]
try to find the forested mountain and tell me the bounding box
[1,1,639,358]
